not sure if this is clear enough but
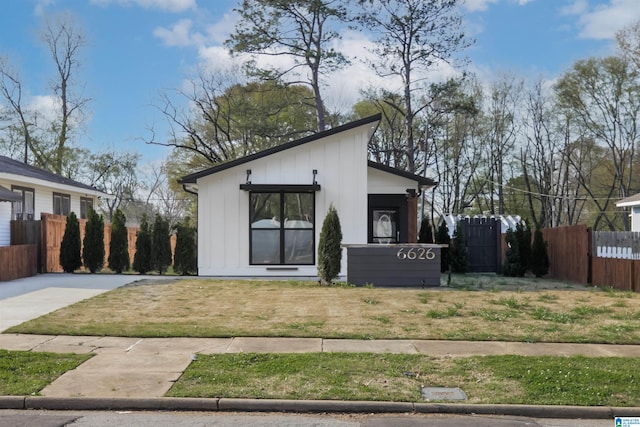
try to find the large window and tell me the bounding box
[250,192,315,265]
[11,186,35,220]
[53,193,71,216]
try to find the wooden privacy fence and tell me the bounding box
[0,244,37,281]
[40,214,175,273]
[534,225,640,291]
[541,225,590,285]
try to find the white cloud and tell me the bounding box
[153,19,197,46]
[462,0,499,12]
[28,95,59,123]
[34,0,55,17]
[560,0,589,16]
[574,0,640,40]
[90,0,196,13]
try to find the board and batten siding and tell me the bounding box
[197,124,370,276]
[367,167,420,194]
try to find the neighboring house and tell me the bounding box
[616,193,640,232]
[179,114,438,277]
[0,155,107,246]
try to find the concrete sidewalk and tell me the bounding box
[1,334,640,398]
[0,274,171,332]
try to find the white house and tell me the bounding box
[0,155,107,246]
[616,193,640,232]
[179,114,438,278]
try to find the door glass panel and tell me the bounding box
[372,209,398,244]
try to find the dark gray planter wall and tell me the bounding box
[345,245,441,287]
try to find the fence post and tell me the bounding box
[587,228,593,284]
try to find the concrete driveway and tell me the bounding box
[0,273,167,332]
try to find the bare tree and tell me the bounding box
[226,0,349,131]
[0,14,89,174]
[427,76,485,217]
[356,0,470,173]
[617,19,640,70]
[556,56,640,230]
[0,57,39,164]
[84,151,139,221]
[40,13,90,175]
[146,68,318,167]
[485,73,523,214]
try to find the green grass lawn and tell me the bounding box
[168,353,640,406]
[0,350,92,395]
[5,276,640,405]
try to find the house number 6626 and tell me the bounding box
[396,247,435,260]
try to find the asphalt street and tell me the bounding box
[0,410,620,427]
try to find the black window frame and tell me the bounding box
[11,186,35,220]
[249,190,316,266]
[53,192,71,216]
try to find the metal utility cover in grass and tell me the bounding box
[421,387,467,401]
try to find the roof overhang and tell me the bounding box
[367,161,438,189]
[616,193,640,207]
[0,185,21,202]
[0,172,109,199]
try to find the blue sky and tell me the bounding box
[1,0,639,166]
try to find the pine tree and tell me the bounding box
[82,208,105,273]
[152,214,172,275]
[173,217,197,275]
[317,204,343,286]
[60,212,82,273]
[133,214,152,274]
[531,228,550,277]
[418,216,434,243]
[503,227,526,277]
[435,221,450,273]
[449,223,468,274]
[108,209,129,274]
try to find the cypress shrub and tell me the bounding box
[317,204,343,286]
[435,221,450,273]
[173,218,197,275]
[503,227,526,277]
[152,214,172,275]
[82,208,105,273]
[108,209,130,274]
[531,228,550,277]
[449,223,468,274]
[133,214,152,274]
[517,222,532,273]
[60,212,82,273]
[418,216,434,243]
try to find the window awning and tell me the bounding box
[0,185,21,202]
[239,184,321,192]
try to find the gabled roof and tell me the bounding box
[179,114,382,184]
[178,114,438,189]
[0,155,102,194]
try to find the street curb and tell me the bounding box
[0,396,638,418]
